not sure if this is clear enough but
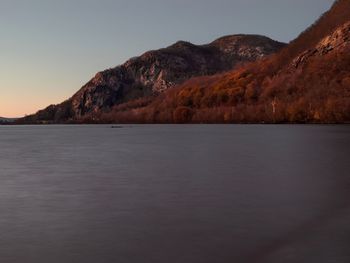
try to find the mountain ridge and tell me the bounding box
[20,34,285,123]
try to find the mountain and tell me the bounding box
[91,0,350,124]
[20,0,350,124]
[20,35,285,123]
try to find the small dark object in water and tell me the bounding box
[111,126,123,129]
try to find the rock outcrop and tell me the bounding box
[292,21,350,69]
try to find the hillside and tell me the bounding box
[89,0,350,124]
[20,35,284,123]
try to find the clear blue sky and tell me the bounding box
[0,0,334,117]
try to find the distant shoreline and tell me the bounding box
[5,122,350,126]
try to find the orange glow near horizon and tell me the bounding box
[0,83,72,118]
[0,96,59,118]
[0,103,42,118]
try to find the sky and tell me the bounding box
[0,0,334,117]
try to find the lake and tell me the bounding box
[0,125,349,263]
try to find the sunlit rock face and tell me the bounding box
[292,21,350,69]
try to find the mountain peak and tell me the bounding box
[168,41,196,49]
[211,34,276,44]
[209,34,285,58]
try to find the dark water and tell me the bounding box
[0,125,349,263]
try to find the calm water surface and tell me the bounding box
[0,125,349,263]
